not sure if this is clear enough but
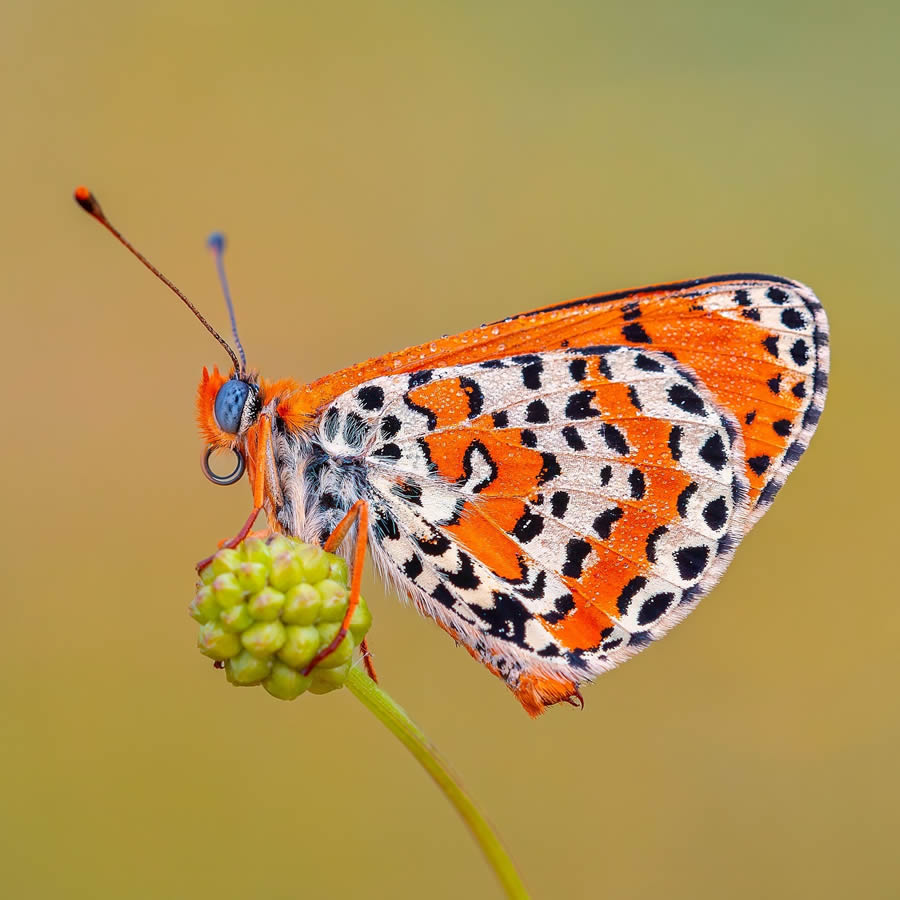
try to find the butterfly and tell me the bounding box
[75,187,829,716]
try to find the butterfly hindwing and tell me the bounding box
[314,348,750,713]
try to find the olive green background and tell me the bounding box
[3,2,898,898]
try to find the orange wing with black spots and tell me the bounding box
[312,347,751,715]
[292,274,828,531]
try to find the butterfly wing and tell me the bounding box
[314,347,751,714]
[303,275,828,530]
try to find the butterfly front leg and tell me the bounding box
[301,499,377,681]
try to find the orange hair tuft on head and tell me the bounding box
[196,366,231,447]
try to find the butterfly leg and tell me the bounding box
[196,416,273,572]
[302,499,372,677]
[359,638,378,681]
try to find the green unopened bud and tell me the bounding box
[220,602,254,633]
[348,596,372,642]
[236,561,268,594]
[263,662,312,700]
[198,622,241,660]
[226,650,272,685]
[241,620,287,658]
[316,579,348,623]
[211,548,243,576]
[297,545,331,583]
[212,573,243,609]
[266,535,295,559]
[282,583,321,625]
[247,586,285,621]
[327,555,349,584]
[189,585,218,623]
[242,537,272,567]
[277,625,320,669]
[309,662,350,693]
[269,553,303,592]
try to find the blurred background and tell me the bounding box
[3,1,898,897]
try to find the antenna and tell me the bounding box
[207,232,247,372]
[73,186,243,374]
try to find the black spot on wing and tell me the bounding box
[380,414,401,440]
[403,554,423,579]
[520,358,543,390]
[416,532,452,556]
[525,399,550,424]
[762,336,779,357]
[702,497,728,531]
[356,385,384,410]
[512,509,544,543]
[443,553,481,590]
[593,506,624,539]
[322,406,340,441]
[629,468,646,499]
[638,592,675,626]
[474,592,531,644]
[781,308,805,330]
[601,423,629,455]
[622,322,651,343]
[542,592,575,625]
[617,576,647,614]
[372,442,402,461]
[562,425,586,450]
[748,455,771,475]
[668,383,706,416]
[565,390,600,420]
[459,376,484,418]
[520,428,538,447]
[408,370,433,387]
[537,452,562,486]
[550,491,570,518]
[699,433,727,471]
[772,419,792,437]
[561,539,592,578]
[635,353,664,372]
[791,339,809,366]
[674,545,710,581]
[568,358,587,382]
[343,411,370,449]
[491,410,509,428]
[668,425,683,461]
[621,301,641,320]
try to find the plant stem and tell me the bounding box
[346,667,530,899]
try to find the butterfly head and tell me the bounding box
[198,367,262,441]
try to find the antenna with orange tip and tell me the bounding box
[73,186,244,374]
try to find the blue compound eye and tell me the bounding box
[214,379,252,434]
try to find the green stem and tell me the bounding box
[346,667,530,899]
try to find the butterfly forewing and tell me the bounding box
[312,347,751,712]
[305,275,828,530]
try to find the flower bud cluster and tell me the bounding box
[192,536,371,699]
